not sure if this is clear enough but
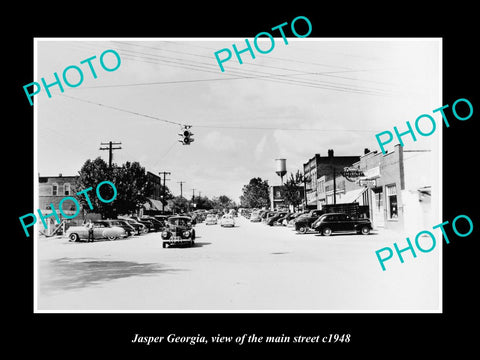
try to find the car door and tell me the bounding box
[338,214,355,232]
[93,223,107,238]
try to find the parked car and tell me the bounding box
[154,215,170,226]
[205,214,218,225]
[281,212,297,226]
[286,212,305,227]
[266,212,289,226]
[312,213,372,236]
[139,216,164,232]
[161,215,196,248]
[66,221,127,242]
[134,217,156,232]
[101,219,136,236]
[250,210,262,222]
[220,214,235,227]
[120,218,147,234]
[295,210,326,233]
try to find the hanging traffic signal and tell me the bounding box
[178,125,194,145]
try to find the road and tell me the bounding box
[37,216,440,312]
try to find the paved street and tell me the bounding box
[37,217,440,311]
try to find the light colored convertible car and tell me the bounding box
[66,221,127,242]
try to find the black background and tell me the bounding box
[9,3,478,356]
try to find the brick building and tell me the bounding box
[303,149,360,209]
[38,174,87,235]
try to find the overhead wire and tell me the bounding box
[71,41,393,96]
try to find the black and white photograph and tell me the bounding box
[11,6,478,356]
[33,38,442,312]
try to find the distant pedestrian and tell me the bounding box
[86,220,94,242]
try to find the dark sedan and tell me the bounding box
[101,219,136,237]
[312,213,372,236]
[294,210,325,233]
[266,212,289,226]
[139,216,164,232]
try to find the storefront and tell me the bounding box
[353,144,405,231]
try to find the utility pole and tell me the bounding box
[191,188,196,201]
[178,181,185,198]
[159,171,171,213]
[99,141,122,168]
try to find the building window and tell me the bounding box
[386,184,398,219]
[318,180,325,194]
[52,183,58,196]
[64,183,71,196]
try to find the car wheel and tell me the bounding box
[322,227,332,236]
[298,226,307,234]
[361,226,371,235]
[143,228,149,234]
[162,242,167,248]
[107,235,117,241]
[69,233,79,242]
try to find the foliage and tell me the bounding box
[240,177,270,209]
[280,170,304,210]
[212,195,236,210]
[77,157,155,218]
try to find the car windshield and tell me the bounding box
[169,218,189,226]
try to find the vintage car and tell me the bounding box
[100,219,136,236]
[311,213,372,236]
[205,214,218,225]
[220,214,235,227]
[266,211,289,226]
[294,209,326,233]
[66,221,127,242]
[249,210,262,222]
[161,215,196,248]
[139,216,164,232]
[120,218,147,234]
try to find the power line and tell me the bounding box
[60,94,383,133]
[74,41,392,96]
[60,94,183,126]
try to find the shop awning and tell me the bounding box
[144,198,165,211]
[336,188,367,204]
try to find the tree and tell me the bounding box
[240,177,270,209]
[212,195,235,211]
[77,157,115,218]
[171,196,189,213]
[77,157,154,218]
[193,196,214,210]
[113,161,154,216]
[280,170,304,211]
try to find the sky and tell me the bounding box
[35,38,441,202]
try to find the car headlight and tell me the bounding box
[183,230,191,238]
[161,231,170,239]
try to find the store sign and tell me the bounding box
[341,167,365,182]
[357,179,376,187]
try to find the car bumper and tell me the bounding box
[163,237,192,245]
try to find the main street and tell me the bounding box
[37,217,440,311]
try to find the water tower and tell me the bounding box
[275,158,287,185]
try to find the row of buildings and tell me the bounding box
[269,145,434,232]
[38,171,170,235]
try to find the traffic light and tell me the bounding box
[178,125,194,145]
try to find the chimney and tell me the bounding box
[364,148,370,155]
[328,149,334,158]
